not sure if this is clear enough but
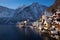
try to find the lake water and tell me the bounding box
[0,24,42,40]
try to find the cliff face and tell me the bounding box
[47,0,60,12]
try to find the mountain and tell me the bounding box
[0,6,15,17]
[0,6,15,24]
[14,3,47,22]
[0,3,48,24]
[47,0,60,12]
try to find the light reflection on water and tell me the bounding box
[0,24,42,40]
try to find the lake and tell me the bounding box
[0,24,42,40]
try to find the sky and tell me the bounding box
[0,0,55,9]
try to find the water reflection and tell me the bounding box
[0,24,42,40]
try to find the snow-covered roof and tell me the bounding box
[56,12,60,13]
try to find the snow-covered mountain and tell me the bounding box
[0,3,48,24]
[0,6,15,17]
[14,3,47,22]
[0,6,15,24]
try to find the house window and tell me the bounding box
[57,18,60,21]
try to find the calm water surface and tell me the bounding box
[0,24,42,40]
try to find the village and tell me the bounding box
[16,8,60,40]
[15,0,60,40]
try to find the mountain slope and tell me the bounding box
[14,3,47,22]
[0,6,15,24]
[0,6,15,17]
[47,0,60,12]
[0,3,48,24]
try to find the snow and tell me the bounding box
[0,6,15,17]
[14,3,47,21]
[0,3,48,24]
